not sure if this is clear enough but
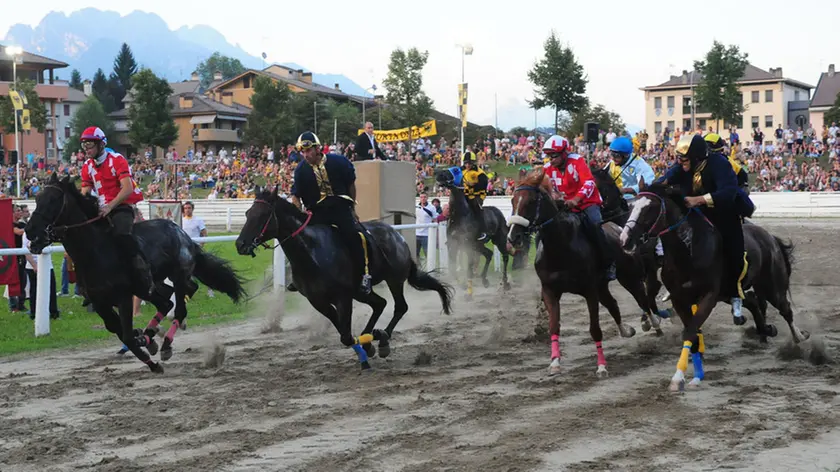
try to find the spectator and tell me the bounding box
[415,193,438,263]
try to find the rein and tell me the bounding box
[40,185,104,241]
[252,199,312,249]
[632,191,711,242]
[511,185,559,234]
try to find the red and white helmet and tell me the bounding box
[543,135,570,154]
[80,126,106,143]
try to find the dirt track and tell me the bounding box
[1,218,840,472]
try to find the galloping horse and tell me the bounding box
[235,187,453,371]
[619,183,808,392]
[25,174,246,373]
[435,170,510,297]
[593,168,671,331]
[507,169,648,377]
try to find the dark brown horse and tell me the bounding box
[507,169,650,377]
[619,183,808,392]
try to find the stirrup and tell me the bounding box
[477,233,487,241]
[360,274,372,294]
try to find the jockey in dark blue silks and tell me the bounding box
[655,134,755,324]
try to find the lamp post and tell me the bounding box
[362,85,377,125]
[456,43,473,157]
[6,46,23,198]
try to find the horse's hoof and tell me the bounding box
[482,279,490,288]
[669,378,685,393]
[641,317,652,332]
[733,315,747,326]
[765,324,778,337]
[503,282,512,291]
[160,347,173,362]
[149,362,164,374]
[655,328,664,336]
[620,324,636,338]
[147,338,159,356]
[363,343,376,358]
[687,377,702,389]
[378,343,391,358]
[548,365,561,376]
[596,365,609,378]
[360,361,372,371]
[801,330,811,341]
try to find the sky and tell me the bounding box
[1,0,835,131]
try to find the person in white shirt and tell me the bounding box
[22,231,59,320]
[415,193,438,261]
[180,201,213,297]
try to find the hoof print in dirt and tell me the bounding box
[413,351,433,366]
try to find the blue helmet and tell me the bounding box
[448,166,464,186]
[609,136,633,155]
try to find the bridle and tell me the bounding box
[249,198,312,250]
[509,185,558,235]
[626,191,708,244]
[37,184,103,242]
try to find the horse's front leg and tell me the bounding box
[585,291,609,378]
[119,296,163,373]
[478,244,493,288]
[335,297,372,371]
[356,289,388,359]
[670,293,715,392]
[542,285,562,375]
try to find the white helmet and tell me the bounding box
[542,135,570,154]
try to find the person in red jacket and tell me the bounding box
[79,126,153,295]
[541,135,616,281]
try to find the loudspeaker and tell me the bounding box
[585,122,599,143]
[8,150,17,166]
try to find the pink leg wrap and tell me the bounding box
[165,320,180,343]
[550,334,561,359]
[144,335,151,346]
[146,312,165,330]
[595,341,606,366]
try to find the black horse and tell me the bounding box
[507,169,644,377]
[619,183,808,392]
[25,174,246,373]
[593,168,671,331]
[234,187,453,371]
[435,170,510,298]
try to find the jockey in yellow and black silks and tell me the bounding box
[462,151,489,240]
[656,134,755,324]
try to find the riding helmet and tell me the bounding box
[703,133,726,153]
[609,136,634,156]
[296,131,321,150]
[675,134,708,161]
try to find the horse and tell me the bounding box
[234,187,454,371]
[507,168,651,377]
[25,174,246,373]
[618,183,808,392]
[435,170,510,298]
[592,167,672,331]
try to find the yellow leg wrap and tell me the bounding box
[467,279,473,295]
[737,251,748,298]
[355,333,374,345]
[358,232,370,276]
[698,332,705,354]
[677,340,693,372]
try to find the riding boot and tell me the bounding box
[594,225,616,281]
[470,198,487,241]
[117,234,153,296]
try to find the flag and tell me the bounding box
[21,109,30,131]
[9,90,23,111]
[458,83,468,128]
[0,199,21,297]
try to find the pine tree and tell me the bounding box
[528,31,588,133]
[111,43,138,109]
[69,69,83,91]
[92,68,116,113]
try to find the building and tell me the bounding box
[641,64,813,145]
[809,64,840,132]
[0,44,69,163]
[54,81,89,156]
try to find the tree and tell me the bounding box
[693,41,748,132]
[196,52,246,89]
[244,75,296,149]
[127,68,178,152]
[92,68,116,113]
[528,31,588,133]
[824,92,840,127]
[323,99,362,144]
[69,69,83,91]
[62,96,114,160]
[382,48,434,134]
[0,79,48,134]
[560,103,626,138]
[509,126,529,136]
[110,43,138,108]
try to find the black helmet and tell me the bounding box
[462,151,476,165]
[704,133,726,153]
[675,134,708,161]
[296,131,321,150]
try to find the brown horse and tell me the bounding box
[507,169,650,376]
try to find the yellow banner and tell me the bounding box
[358,120,437,143]
[9,90,23,111]
[21,109,31,131]
[458,83,468,128]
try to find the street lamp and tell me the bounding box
[362,84,377,125]
[456,43,473,157]
[5,46,23,198]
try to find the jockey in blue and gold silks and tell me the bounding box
[705,133,750,195]
[605,136,656,201]
[462,151,489,240]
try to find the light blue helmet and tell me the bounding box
[609,136,633,155]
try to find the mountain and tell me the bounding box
[3,8,370,96]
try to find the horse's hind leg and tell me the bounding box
[355,289,388,358]
[744,292,772,343]
[380,280,410,358]
[140,284,176,357]
[767,289,809,343]
[496,238,511,291]
[622,274,662,336]
[478,244,493,288]
[597,283,635,339]
[160,281,188,361]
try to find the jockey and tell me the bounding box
[290,131,372,294]
[705,133,750,195]
[462,151,488,240]
[79,126,153,296]
[656,134,755,323]
[542,135,616,281]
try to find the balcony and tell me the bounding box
[194,128,241,143]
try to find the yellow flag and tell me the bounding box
[9,90,23,111]
[21,109,31,131]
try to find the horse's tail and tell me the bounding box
[407,261,454,315]
[773,235,795,278]
[193,250,247,303]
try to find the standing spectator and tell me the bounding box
[181,201,213,297]
[10,205,27,312]
[355,121,387,161]
[415,193,438,263]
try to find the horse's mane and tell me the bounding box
[644,183,688,213]
[256,186,306,219]
[51,174,101,219]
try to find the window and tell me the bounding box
[667,120,675,132]
[683,119,691,131]
[63,104,70,116]
[751,116,759,129]
[654,121,662,134]
[64,126,70,139]
[667,96,675,108]
[751,91,759,103]
[765,90,773,102]
[698,119,707,130]
[243,76,251,89]
[682,97,692,115]
[794,90,801,101]
[654,97,662,109]
[765,115,773,128]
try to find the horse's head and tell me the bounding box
[619,182,684,254]
[507,168,557,250]
[435,168,460,189]
[592,167,628,216]
[235,186,308,257]
[25,173,92,254]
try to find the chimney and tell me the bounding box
[302,72,312,84]
[191,71,199,81]
[221,91,233,106]
[829,64,836,77]
[179,95,193,109]
[334,83,340,90]
[771,67,783,78]
[213,70,223,81]
[681,71,688,85]
[83,79,92,96]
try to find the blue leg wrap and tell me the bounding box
[691,352,704,380]
[352,344,368,364]
[658,309,671,319]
